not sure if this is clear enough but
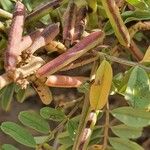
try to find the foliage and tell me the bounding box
[0,0,150,150]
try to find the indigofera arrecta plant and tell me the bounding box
[0,0,150,150]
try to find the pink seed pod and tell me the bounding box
[36,30,105,78]
[19,28,44,53]
[45,75,88,88]
[72,6,87,44]
[24,23,60,57]
[62,1,77,46]
[5,1,25,72]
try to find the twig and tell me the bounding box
[61,53,99,71]
[102,102,110,149]
[36,31,104,78]
[72,94,90,150]
[98,52,150,72]
[22,23,60,59]
[129,40,144,61]
[45,101,82,142]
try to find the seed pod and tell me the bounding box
[63,1,77,46]
[19,28,44,53]
[5,1,25,72]
[45,75,88,88]
[23,23,60,58]
[79,110,99,150]
[31,76,52,105]
[72,6,87,43]
[101,0,130,47]
[36,31,105,78]
[90,60,113,110]
[45,41,66,53]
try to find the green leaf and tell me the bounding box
[125,0,150,10]
[15,87,26,103]
[125,66,150,109]
[111,107,150,127]
[1,144,19,150]
[113,68,133,95]
[58,132,73,147]
[90,126,103,141]
[23,0,33,11]
[1,83,15,111]
[18,111,50,134]
[40,107,66,121]
[1,122,36,148]
[67,120,78,139]
[109,137,144,150]
[111,124,142,139]
[0,0,13,12]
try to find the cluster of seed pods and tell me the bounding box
[0,0,105,105]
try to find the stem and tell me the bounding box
[102,102,110,149]
[98,52,150,72]
[45,101,82,142]
[61,53,99,71]
[129,40,144,61]
[72,94,90,150]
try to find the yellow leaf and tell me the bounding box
[90,60,113,110]
[141,46,150,63]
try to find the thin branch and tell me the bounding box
[45,101,82,142]
[98,52,150,72]
[102,102,110,150]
